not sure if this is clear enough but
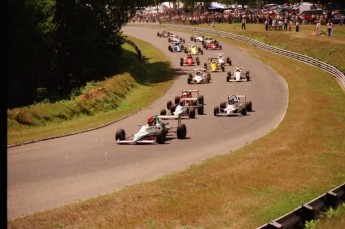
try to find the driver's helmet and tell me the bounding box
[228,95,238,105]
[235,68,240,72]
[196,70,201,76]
[182,91,188,97]
[211,59,216,63]
[147,116,155,126]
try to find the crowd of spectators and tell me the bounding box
[131,3,344,32]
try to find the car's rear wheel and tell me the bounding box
[187,78,192,84]
[246,101,253,112]
[220,102,226,109]
[197,104,204,114]
[156,130,166,144]
[189,108,196,118]
[160,109,167,115]
[167,100,172,109]
[241,108,247,116]
[170,104,176,114]
[214,106,219,116]
[177,124,187,139]
[115,129,125,141]
[198,95,204,105]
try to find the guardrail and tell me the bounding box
[257,183,345,229]
[127,23,345,89]
[124,38,144,63]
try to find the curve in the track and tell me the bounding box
[7,26,288,219]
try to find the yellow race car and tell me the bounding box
[204,58,225,72]
[184,44,203,55]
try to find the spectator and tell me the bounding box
[241,18,246,30]
[327,21,332,36]
[296,20,300,32]
[284,18,288,31]
[316,21,321,35]
[265,19,269,31]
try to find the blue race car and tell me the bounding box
[168,42,185,52]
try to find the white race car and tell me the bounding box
[215,53,232,66]
[168,34,185,43]
[187,68,211,84]
[162,90,205,117]
[190,33,204,42]
[214,95,253,116]
[226,67,250,82]
[115,115,187,144]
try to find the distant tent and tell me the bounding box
[208,2,229,10]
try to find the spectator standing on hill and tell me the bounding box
[265,19,269,31]
[296,20,300,32]
[241,18,246,30]
[284,18,288,31]
[327,21,332,36]
[316,21,321,35]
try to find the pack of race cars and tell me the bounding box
[115,30,254,145]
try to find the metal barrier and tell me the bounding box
[127,23,345,89]
[124,38,144,63]
[257,183,345,229]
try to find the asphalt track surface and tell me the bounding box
[8,25,288,220]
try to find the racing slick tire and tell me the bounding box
[170,104,177,114]
[207,74,211,83]
[189,108,196,119]
[214,106,219,116]
[197,61,200,65]
[160,109,167,115]
[220,102,226,109]
[198,95,204,105]
[246,101,253,112]
[184,49,188,53]
[188,74,193,78]
[204,63,207,69]
[219,45,222,50]
[246,71,250,81]
[167,100,173,109]
[174,96,180,105]
[187,78,192,84]
[241,108,247,116]
[115,129,126,141]
[197,104,204,114]
[221,64,225,72]
[177,124,187,139]
[156,129,166,144]
[191,36,193,41]
[226,74,231,82]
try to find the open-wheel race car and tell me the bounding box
[168,34,185,43]
[115,115,187,144]
[187,68,211,84]
[168,42,184,52]
[184,44,203,55]
[180,54,200,66]
[226,67,250,82]
[214,95,253,117]
[203,39,222,50]
[157,30,170,38]
[215,53,232,66]
[204,57,225,72]
[190,33,204,42]
[161,90,205,118]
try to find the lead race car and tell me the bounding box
[187,68,211,84]
[214,95,253,116]
[157,30,170,38]
[115,115,187,144]
[190,33,204,42]
[226,66,250,82]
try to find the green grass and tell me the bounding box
[7,36,174,146]
[8,24,345,228]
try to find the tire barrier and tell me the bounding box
[124,38,144,63]
[126,23,345,89]
[256,183,345,229]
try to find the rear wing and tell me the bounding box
[157,115,182,125]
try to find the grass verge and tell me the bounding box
[7,36,174,146]
[8,25,345,228]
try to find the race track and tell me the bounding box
[8,26,288,219]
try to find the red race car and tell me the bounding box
[203,40,222,50]
[180,54,200,66]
